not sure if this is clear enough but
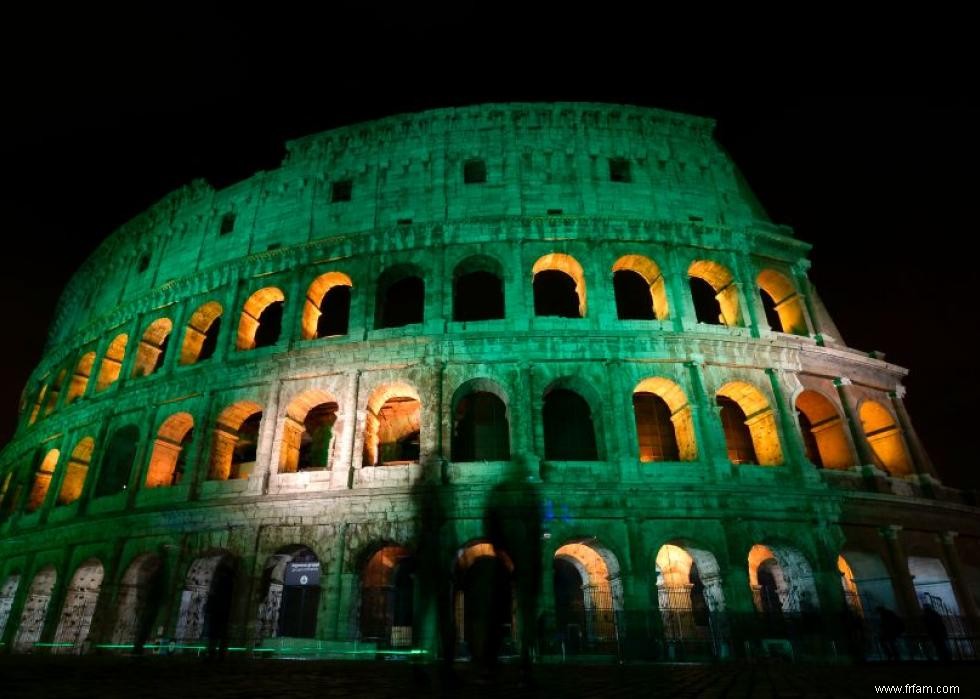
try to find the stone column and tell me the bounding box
[878,525,922,629]
[663,249,695,332]
[721,526,757,659]
[734,253,764,338]
[833,378,878,469]
[889,387,940,482]
[938,532,980,630]
[247,385,282,496]
[620,517,658,659]
[765,368,815,482]
[790,261,820,340]
[685,361,729,479]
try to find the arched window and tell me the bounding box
[553,540,622,652]
[453,542,515,660]
[452,387,510,461]
[748,544,820,616]
[96,334,128,392]
[208,401,263,480]
[237,287,285,350]
[25,449,59,513]
[453,256,504,322]
[363,383,421,466]
[859,400,913,476]
[360,545,414,646]
[633,378,697,462]
[301,272,353,340]
[58,437,94,505]
[375,266,425,329]
[145,413,195,487]
[532,254,586,318]
[688,260,741,326]
[180,301,223,364]
[279,390,340,473]
[132,318,173,378]
[42,368,67,415]
[796,390,854,469]
[612,255,668,320]
[66,352,95,404]
[655,543,725,649]
[716,382,783,466]
[757,269,808,335]
[95,425,140,498]
[543,387,598,460]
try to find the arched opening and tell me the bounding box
[66,352,95,404]
[859,401,913,476]
[908,556,960,615]
[279,390,340,473]
[95,334,128,392]
[52,559,104,653]
[655,543,726,656]
[27,382,47,425]
[111,553,164,650]
[360,545,415,648]
[748,544,819,618]
[453,542,515,662]
[838,551,898,617]
[0,574,21,640]
[145,413,195,487]
[363,383,421,466]
[25,449,59,513]
[179,301,223,365]
[543,386,598,461]
[796,391,854,470]
[716,382,783,466]
[12,566,57,652]
[43,368,67,415]
[633,377,697,462]
[375,265,425,329]
[553,540,622,654]
[208,401,263,480]
[302,272,353,339]
[257,546,321,639]
[688,260,741,326]
[237,287,285,350]
[175,552,236,644]
[838,555,864,618]
[612,255,669,320]
[532,253,586,318]
[94,425,140,498]
[58,437,94,505]
[757,269,808,336]
[451,383,510,462]
[132,318,173,378]
[453,255,505,322]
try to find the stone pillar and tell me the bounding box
[721,527,757,659]
[248,384,282,496]
[620,517,658,659]
[734,253,764,338]
[604,359,630,471]
[663,250,695,332]
[889,387,940,482]
[790,262,820,340]
[765,368,815,482]
[938,532,980,630]
[325,524,349,640]
[878,525,922,629]
[833,378,878,469]
[685,361,729,479]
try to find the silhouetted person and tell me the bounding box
[877,606,905,661]
[922,604,951,662]
[482,456,543,686]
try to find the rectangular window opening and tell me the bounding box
[331,179,353,202]
[463,158,487,184]
[609,157,632,183]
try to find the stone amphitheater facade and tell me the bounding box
[0,103,977,661]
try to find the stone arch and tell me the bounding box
[553,539,623,651]
[716,381,783,466]
[132,317,173,378]
[532,253,587,318]
[279,389,340,473]
[375,264,425,329]
[42,367,67,415]
[0,573,21,640]
[859,400,913,476]
[453,254,505,322]
[363,382,421,466]
[208,401,263,480]
[256,545,322,640]
[612,254,669,320]
[542,378,602,461]
[145,412,195,487]
[94,424,140,498]
[908,556,960,614]
[237,287,285,350]
[111,552,164,648]
[655,541,727,654]
[12,565,57,652]
[450,378,511,462]
[837,550,897,617]
[302,271,353,340]
[633,377,697,462]
[179,301,223,365]
[453,540,515,661]
[66,351,96,404]
[58,436,94,505]
[748,543,819,615]
[359,544,415,647]
[25,448,59,513]
[688,259,741,326]
[52,558,104,653]
[95,333,128,391]
[757,268,808,335]
[796,390,854,470]
[175,551,237,643]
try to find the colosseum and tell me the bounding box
[0,102,976,664]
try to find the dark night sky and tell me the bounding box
[0,20,976,488]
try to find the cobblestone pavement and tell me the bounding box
[1,657,978,698]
